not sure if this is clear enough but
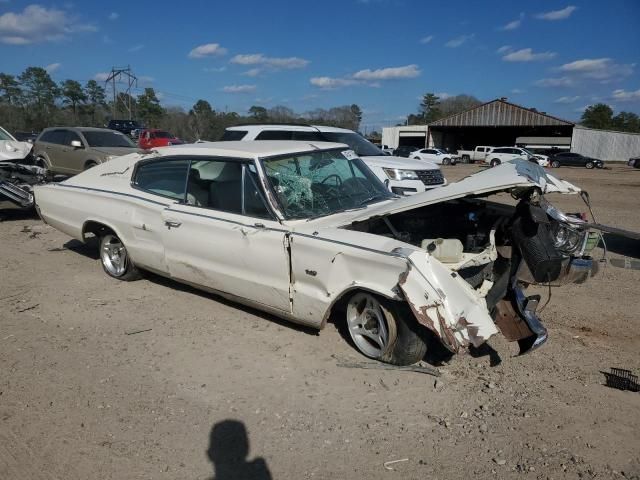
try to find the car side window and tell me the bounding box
[255,130,293,140]
[65,131,82,146]
[185,160,272,218]
[44,130,68,145]
[221,130,248,141]
[133,159,190,201]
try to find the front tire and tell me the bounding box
[551,160,560,168]
[490,158,501,167]
[84,160,98,170]
[99,233,141,281]
[585,161,594,169]
[443,158,451,165]
[346,292,427,365]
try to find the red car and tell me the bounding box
[138,129,184,149]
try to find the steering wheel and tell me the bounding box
[320,174,343,187]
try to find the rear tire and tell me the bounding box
[585,161,594,169]
[490,158,501,167]
[345,292,427,366]
[551,160,560,168]
[462,155,470,164]
[99,233,141,281]
[443,158,451,165]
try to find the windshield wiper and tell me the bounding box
[358,193,391,206]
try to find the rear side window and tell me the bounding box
[39,130,67,145]
[255,130,293,140]
[221,130,248,141]
[133,159,190,201]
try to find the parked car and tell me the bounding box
[138,129,185,149]
[456,145,493,163]
[34,143,601,364]
[107,119,143,136]
[0,125,45,211]
[393,146,419,158]
[549,152,604,169]
[222,124,445,195]
[628,156,640,168]
[34,127,141,175]
[411,148,457,165]
[13,131,40,143]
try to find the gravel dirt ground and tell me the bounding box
[1,163,639,480]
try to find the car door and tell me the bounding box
[44,129,75,174]
[159,157,292,312]
[62,130,89,173]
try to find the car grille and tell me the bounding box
[415,169,444,186]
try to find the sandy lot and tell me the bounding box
[1,163,639,480]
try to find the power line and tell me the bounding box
[105,65,137,119]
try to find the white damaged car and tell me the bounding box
[34,141,600,364]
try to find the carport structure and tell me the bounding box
[428,98,574,152]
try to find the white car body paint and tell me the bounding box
[33,142,584,351]
[410,148,457,165]
[0,126,32,161]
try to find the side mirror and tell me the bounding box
[71,140,83,148]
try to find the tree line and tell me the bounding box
[0,66,363,141]
[580,103,640,133]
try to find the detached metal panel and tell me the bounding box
[571,126,640,162]
[430,99,573,128]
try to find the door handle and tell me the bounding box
[164,220,182,229]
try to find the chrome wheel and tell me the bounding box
[101,234,128,277]
[346,292,390,359]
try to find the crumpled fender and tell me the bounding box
[397,249,498,352]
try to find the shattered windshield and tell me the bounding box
[0,128,15,141]
[83,131,136,148]
[261,148,392,220]
[319,132,384,157]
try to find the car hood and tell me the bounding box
[0,140,31,161]
[296,160,580,228]
[92,146,144,156]
[361,154,439,171]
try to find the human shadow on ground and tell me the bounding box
[206,420,272,480]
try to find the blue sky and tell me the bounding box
[1,0,639,131]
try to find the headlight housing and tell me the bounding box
[550,222,584,253]
[383,168,419,181]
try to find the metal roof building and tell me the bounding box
[381,98,639,161]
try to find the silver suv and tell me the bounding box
[34,127,140,175]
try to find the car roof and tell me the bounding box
[226,124,354,134]
[154,140,348,159]
[41,126,122,133]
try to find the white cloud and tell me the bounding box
[102,34,113,44]
[511,88,524,94]
[434,92,452,99]
[45,62,61,73]
[559,58,634,81]
[0,5,97,45]
[222,84,256,93]
[534,77,574,87]
[138,75,155,85]
[311,64,420,89]
[419,35,433,44]
[188,43,228,59]
[309,77,359,89]
[554,95,580,103]
[535,5,577,20]
[230,53,309,70]
[501,12,524,30]
[128,44,144,52]
[445,34,474,48]
[352,64,420,80]
[203,66,227,73]
[497,45,512,54]
[503,48,556,62]
[243,68,262,77]
[94,72,110,82]
[108,12,119,21]
[611,88,640,102]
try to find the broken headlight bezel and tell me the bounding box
[550,222,585,254]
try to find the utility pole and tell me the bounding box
[105,65,138,119]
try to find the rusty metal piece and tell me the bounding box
[493,299,534,342]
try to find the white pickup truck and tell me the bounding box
[456,146,493,164]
